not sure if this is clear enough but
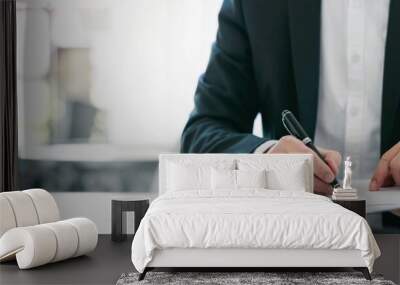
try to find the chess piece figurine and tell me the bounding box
[343,156,352,190]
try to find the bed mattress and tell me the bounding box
[131,190,380,273]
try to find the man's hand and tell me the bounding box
[267,135,341,196]
[369,142,400,191]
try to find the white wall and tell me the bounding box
[52,192,158,234]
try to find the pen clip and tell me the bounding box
[282,116,297,138]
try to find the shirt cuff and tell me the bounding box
[253,140,278,154]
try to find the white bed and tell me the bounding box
[131,154,380,280]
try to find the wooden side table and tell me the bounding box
[333,199,366,218]
[111,199,149,242]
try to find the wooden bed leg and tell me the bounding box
[354,267,371,280]
[138,268,148,281]
[362,268,372,281]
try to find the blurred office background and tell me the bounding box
[16,0,245,192]
[15,0,400,241]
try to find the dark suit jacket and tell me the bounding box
[181,0,400,155]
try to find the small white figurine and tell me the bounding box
[343,156,352,190]
[332,156,358,200]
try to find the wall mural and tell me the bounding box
[15,0,400,235]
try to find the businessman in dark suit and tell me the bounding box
[181,0,400,195]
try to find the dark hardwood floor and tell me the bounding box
[1,234,398,284]
[0,235,134,285]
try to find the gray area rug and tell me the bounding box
[116,272,396,285]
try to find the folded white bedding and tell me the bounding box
[131,190,380,273]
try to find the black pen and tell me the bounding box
[281,110,340,189]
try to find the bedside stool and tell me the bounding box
[333,199,366,218]
[111,199,149,242]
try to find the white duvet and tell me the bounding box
[131,190,380,273]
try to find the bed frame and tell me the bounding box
[138,154,372,281]
[139,248,371,280]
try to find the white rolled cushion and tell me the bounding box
[0,226,57,269]
[211,168,236,190]
[23,189,60,224]
[64,218,98,257]
[0,218,98,269]
[42,221,79,262]
[236,169,267,189]
[0,196,17,237]
[1,191,39,227]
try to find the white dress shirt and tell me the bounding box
[256,0,390,180]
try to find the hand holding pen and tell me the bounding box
[266,110,342,196]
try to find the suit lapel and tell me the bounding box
[288,0,321,139]
[381,0,400,154]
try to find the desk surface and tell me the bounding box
[349,180,400,234]
[368,212,400,234]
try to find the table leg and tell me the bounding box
[112,201,126,241]
[134,201,149,234]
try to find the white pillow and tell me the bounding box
[166,159,236,192]
[267,168,307,192]
[238,158,309,192]
[211,169,268,190]
[211,168,236,190]
[167,163,210,191]
[236,169,267,189]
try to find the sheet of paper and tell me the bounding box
[352,180,400,213]
[379,186,400,191]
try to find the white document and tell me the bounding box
[353,180,400,213]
